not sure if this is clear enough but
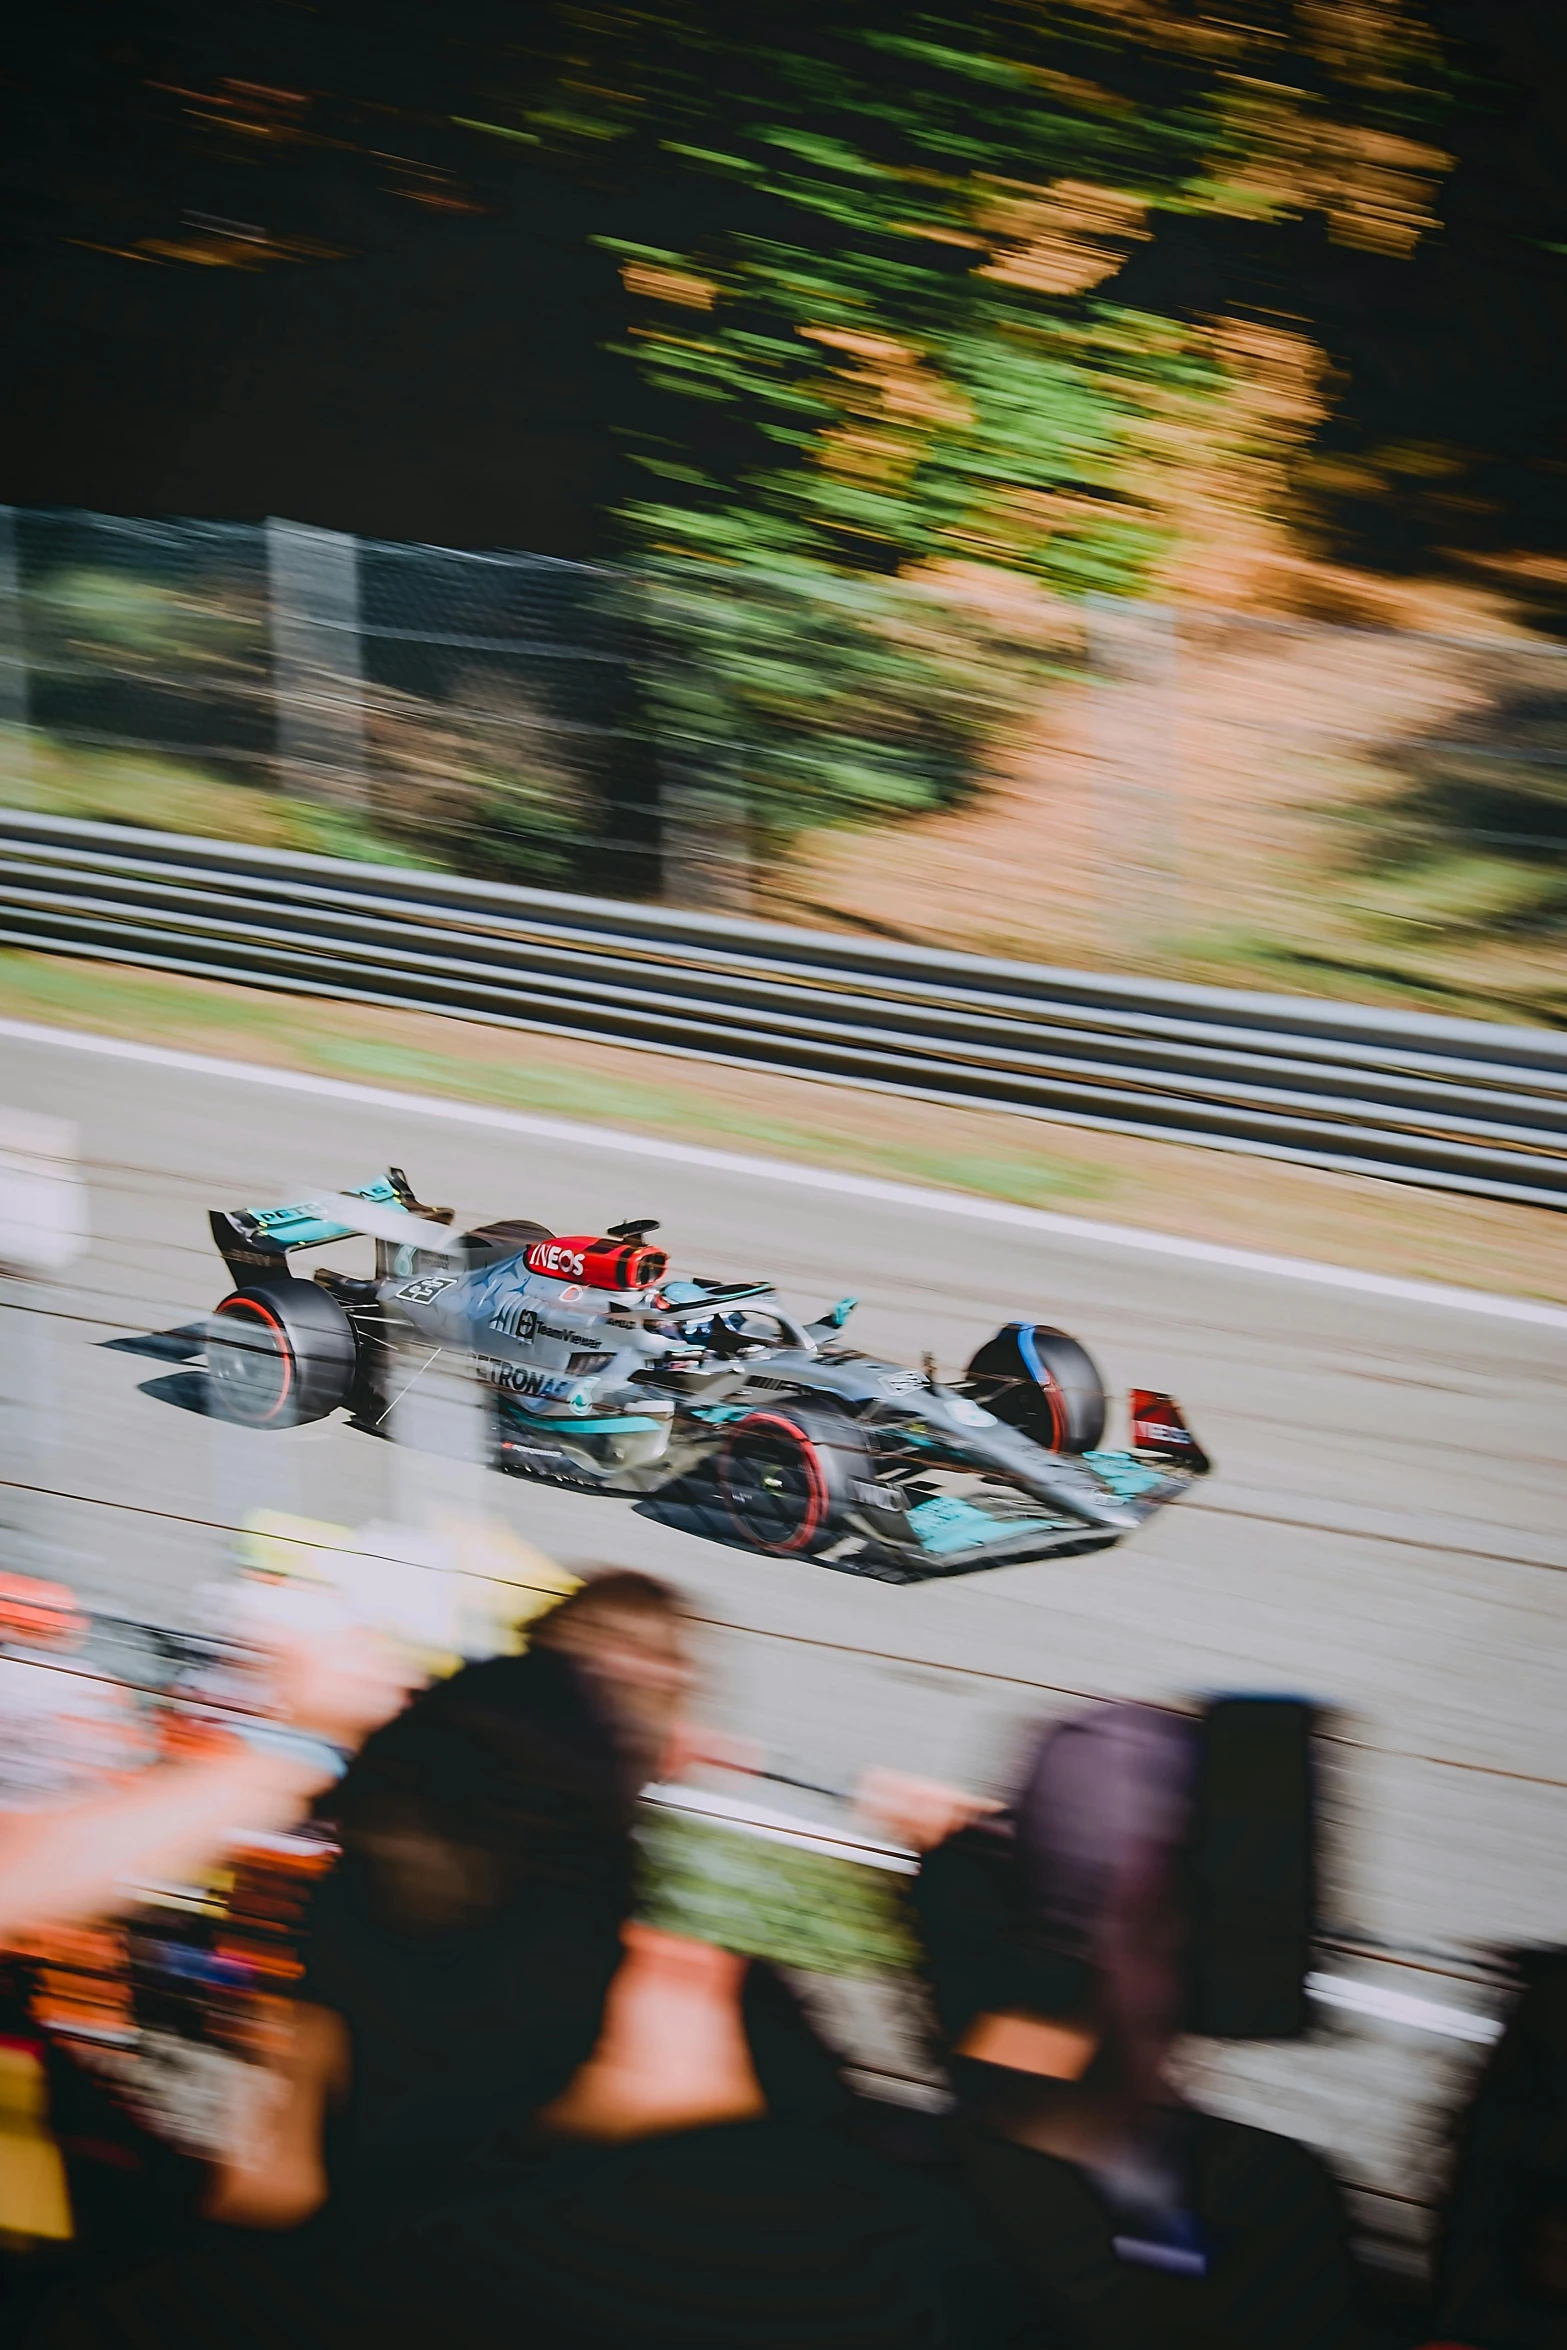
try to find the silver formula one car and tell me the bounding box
[201,1170,1210,1580]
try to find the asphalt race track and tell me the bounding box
[3,1022,1565,2272]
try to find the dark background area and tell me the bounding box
[0,0,630,551]
[3,0,1566,597]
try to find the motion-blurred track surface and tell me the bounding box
[2,1026,1564,2270]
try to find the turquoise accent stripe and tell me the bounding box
[565,1416,664,1434]
[1080,1449,1168,1500]
[906,1494,1060,1557]
[243,1213,357,1249]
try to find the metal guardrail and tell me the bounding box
[2,810,1565,1207]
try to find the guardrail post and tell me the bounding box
[1086,596,1181,967]
[660,742,752,913]
[0,507,30,796]
[267,518,368,807]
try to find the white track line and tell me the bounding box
[2,1016,1564,1332]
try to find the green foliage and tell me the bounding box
[628,546,1052,848]
[551,4,1213,577]
[4,734,429,866]
[510,2,1446,851]
[27,569,256,679]
[1363,684,1567,941]
[534,8,1176,840]
[361,678,593,885]
[636,1807,920,1977]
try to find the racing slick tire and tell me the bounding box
[206,1279,358,1430]
[719,1403,872,1557]
[964,1323,1106,1454]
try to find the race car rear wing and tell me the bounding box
[209,1167,458,1284]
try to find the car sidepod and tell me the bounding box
[383,1251,679,1482]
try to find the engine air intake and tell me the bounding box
[525,1234,670,1291]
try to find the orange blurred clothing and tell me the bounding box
[0,1565,414,1944]
[8,1921,134,2039]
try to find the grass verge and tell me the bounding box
[0,948,1562,1305]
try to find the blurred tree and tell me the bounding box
[502,0,1452,853]
[4,0,1486,891]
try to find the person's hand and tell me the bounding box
[657,1725,764,1783]
[853,1767,1002,1851]
[543,1924,764,2142]
[204,2004,346,2229]
[264,1619,419,1748]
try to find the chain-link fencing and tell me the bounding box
[0,509,661,903]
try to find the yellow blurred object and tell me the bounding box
[429,1507,580,1642]
[0,2041,73,2244]
[235,1507,578,1676]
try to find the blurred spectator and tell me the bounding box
[1431,1948,1567,2349]
[0,1577,412,1946]
[914,1702,1367,2350]
[207,1570,684,2230]
[35,1575,999,2349]
[398,2111,1000,2350]
[0,1569,414,2333]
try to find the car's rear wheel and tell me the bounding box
[719,1404,870,1556]
[964,1323,1106,1454]
[206,1279,357,1429]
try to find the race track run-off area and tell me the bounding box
[2,1020,1564,2276]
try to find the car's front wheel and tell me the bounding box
[206,1279,357,1429]
[964,1323,1106,1454]
[718,1403,870,1556]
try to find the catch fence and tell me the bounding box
[0,505,1563,1018]
[0,508,660,902]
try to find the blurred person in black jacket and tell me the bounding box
[912,1702,1368,2350]
[29,1576,1001,2350]
[207,1569,688,2230]
[1430,1949,1567,2349]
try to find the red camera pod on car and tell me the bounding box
[525,1234,670,1291]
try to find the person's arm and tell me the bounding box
[0,1741,337,1943]
[854,1767,1001,1851]
[204,1999,349,2229]
[542,1923,766,2142]
[0,1619,416,1942]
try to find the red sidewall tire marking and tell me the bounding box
[721,1414,828,1555]
[214,1296,294,1424]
